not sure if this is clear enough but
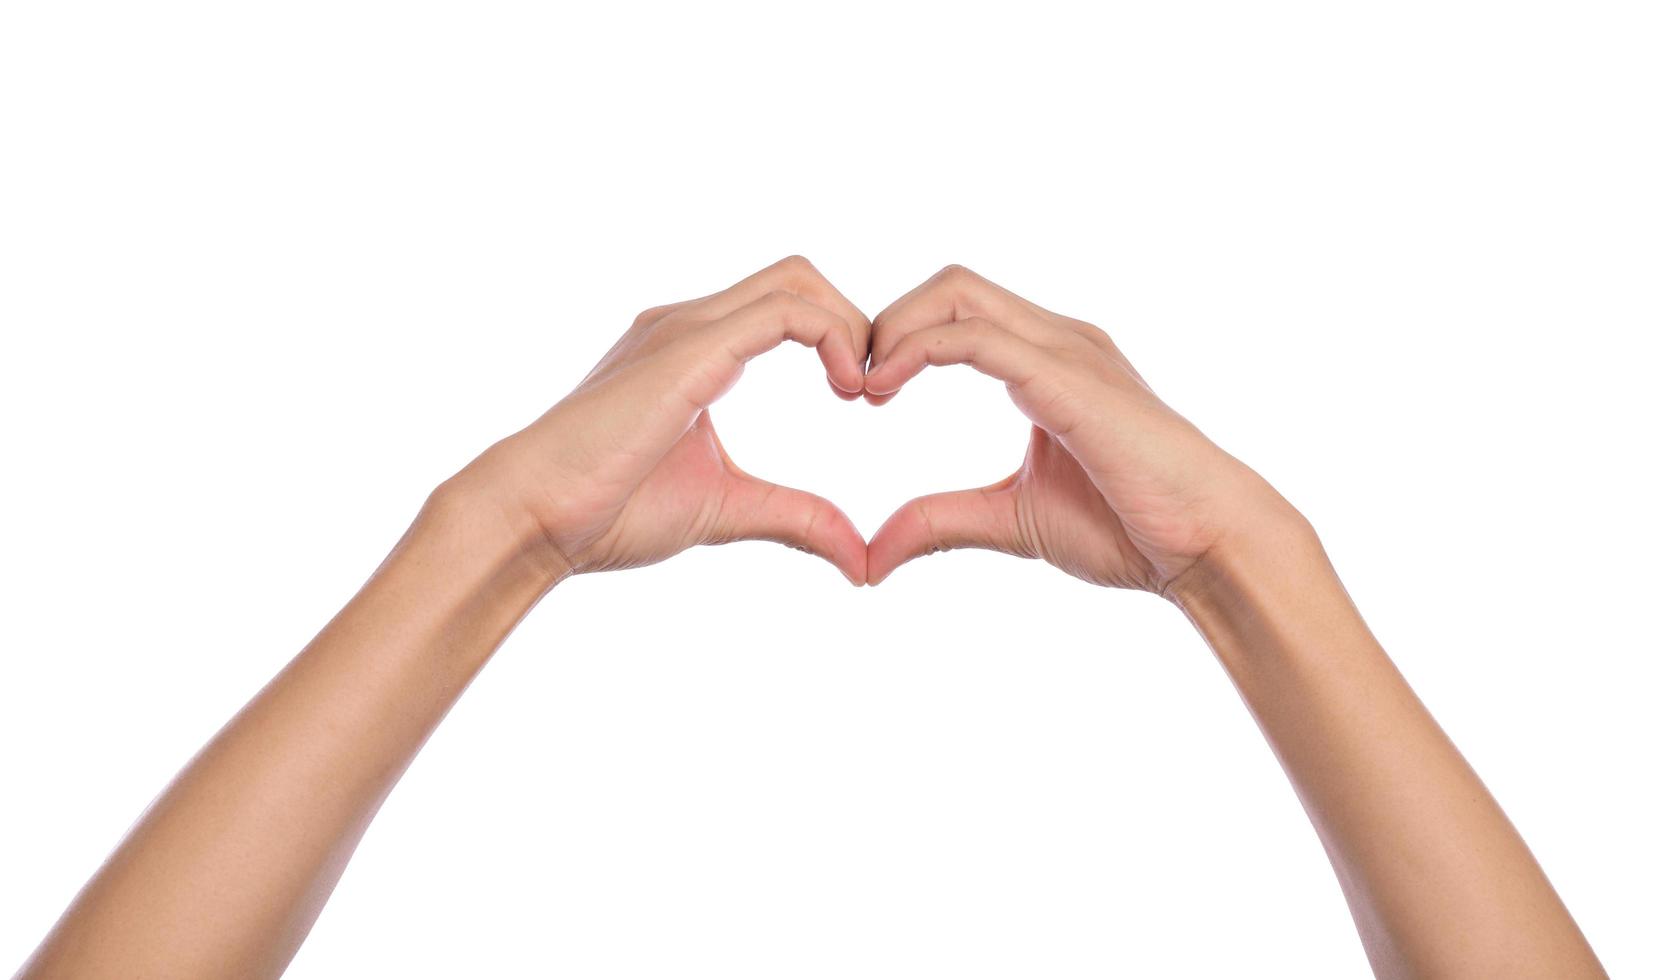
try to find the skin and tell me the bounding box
[14,258,1604,979]
[862,265,1607,978]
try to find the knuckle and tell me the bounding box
[935,263,979,287]
[774,254,818,278]
[631,303,674,329]
[1074,318,1115,348]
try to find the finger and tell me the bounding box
[865,479,1027,586]
[702,256,873,383]
[714,476,868,586]
[869,265,1058,379]
[560,293,862,481]
[863,317,1050,396]
[704,290,866,398]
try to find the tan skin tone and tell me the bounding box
[15,259,1604,979]
[862,266,1607,977]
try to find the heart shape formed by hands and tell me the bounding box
[478,257,1289,599]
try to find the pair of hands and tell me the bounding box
[452,257,1297,596]
[23,258,1602,980]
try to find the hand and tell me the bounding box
[450,256,873,585]
[862,265,1302,594]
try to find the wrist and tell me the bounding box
[1163,499,1327,618]
[1165,504,1382,679]
[420,467,573,597]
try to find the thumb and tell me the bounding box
[714,475,868,586]
[866,478,1027,586]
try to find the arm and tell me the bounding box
[16,256,872,980]
[861,265,1605,978]
[1171,522,1596,977]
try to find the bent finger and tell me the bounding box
[869,265,1058,376]
[719,290,864,394]
[703,256,873,373]
[668,291,864,407]
[863,317,1050,396]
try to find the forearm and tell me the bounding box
[18,481,559,980]
[16,257,873,979]
[1170,517,1603,978]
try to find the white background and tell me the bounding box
[2,2,1650,976]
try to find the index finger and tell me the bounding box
[698,256,873,379]
[865,265,1067,404]
[870,265,1057,370]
